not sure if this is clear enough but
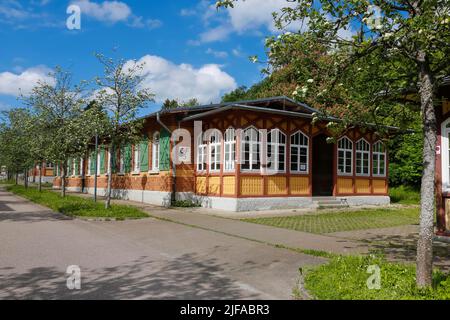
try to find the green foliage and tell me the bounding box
[161,98,200,110]
[7,185,148,219]
[243,207,419,234]
[389,186,421,205]
[171,200,201,208]
[304,255,450,300]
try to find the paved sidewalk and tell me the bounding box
[69,192,367,255]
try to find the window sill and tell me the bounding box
[148,170,160,175]
[132,171,141,176]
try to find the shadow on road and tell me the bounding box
[0,254,259,300]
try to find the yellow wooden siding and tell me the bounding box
[290,177,309,195]
[196,177,207,194]
[373,179,387,194]
[208,177,221,195]
[241,176,263,196]
[355,179,370,194]
[337,178,353,194]
[222,176,236,195]
[267,176,287,195]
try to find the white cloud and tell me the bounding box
[0,66,54,96]
[206,48,228,58]
[180,8,196,16]
[72,0,131,23]
[194,0,304,44]
[123,55,237,104]
[129,16,162,30]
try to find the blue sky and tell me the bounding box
[0,0,296,115]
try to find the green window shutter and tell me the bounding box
[124,144,132,173]
[100,147,106,174]
[140,139,149,172]
[67,158,72,175]
[159,129,170,171]
[74,159,79,176]
[111,146,116,174]
[90,152,96,173]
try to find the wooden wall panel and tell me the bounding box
[196,177,207,194]
[223,176,236,195]
[373,179,387,194]
[290,176,309,195]
[241,176,263,196]
[337,178,353,194]
[355,179,370,194]
[446,199,450,230]
[267,176,287,195]
[208,177,221,195]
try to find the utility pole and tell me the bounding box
[94,132,98,202]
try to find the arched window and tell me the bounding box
[290,131,309,173]
[372,141,386,177]
[241,127,260,171]
[197,133,207,172]
[267,129,286,172]
[356,139,370,176]
[209,130,222,172]
[152,132,160,172]
[338,136,353,175]
[224,128,236,171]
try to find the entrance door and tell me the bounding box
[312,134,334,196]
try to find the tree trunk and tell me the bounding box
[24,169,28,189]
[61,165,66,198]
[38,162,42,192]
[15,172,18,185]
[416,52,436,288]
[105,144,113,209]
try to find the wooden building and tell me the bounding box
[54,96,390,211]
[435,79,450,236]
[29,162,56,183]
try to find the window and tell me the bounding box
[224,128,236,171]
[119,148,125,174]
[96,151,101,175]
[372,141,386,176]
[442,120,450,191]
[290,131,309,173]
[209,130,222,172]
[356,139,370,176]
[338,137,353,175]
[133,144,140,173]
[241,127,260,171]
[267,129,286,172]
[152,132,160,172]
[46,162,54,169]
[197,133,207,172]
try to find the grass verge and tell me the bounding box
[303,254,450,300]
[389,186,420,205]
[7,185,149,220]
[242,207,419,234]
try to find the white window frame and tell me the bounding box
[372,141,387,177]
[337,136,353,176]
[72,159,77,177]
[356,138,370,177]
[224,128,236,172]
[96,151,101,176]
[119,148,125,174]
[290,130,309,174]
[133,144,140,174]
[209,130,222,172]
[197,133,207,172]
[442,119,450,191]
[80,157,84,177]
[151,132,160,173]
[87,155,92,176]
[241,126,261,172]
[267,129,286,173]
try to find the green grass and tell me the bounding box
[389,186,420,205]
[242,207,419,234]
[7,185,149,220]
[304,255,450,300]
[171,200,201,208]
[0,179,15,185]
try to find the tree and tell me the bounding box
[161,97,200,110]
[94,53,155,209]
[219,0,450,287]
[23,67,97,197]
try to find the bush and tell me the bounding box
[389,186,420,205]
[171,200,201,208]
[7,185,148,219]
[304,255,450,300]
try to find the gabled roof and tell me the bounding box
[143,96,320,121]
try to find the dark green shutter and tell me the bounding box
[100,147,106,174]
[124,144,132,173]
[74,159,79,176]
[67,158,73,175]
[159,129,170,171]
[140,139,149,172]
[111,146,116,174]
[90,151,96,174]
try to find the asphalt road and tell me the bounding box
[0,189,325,300]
